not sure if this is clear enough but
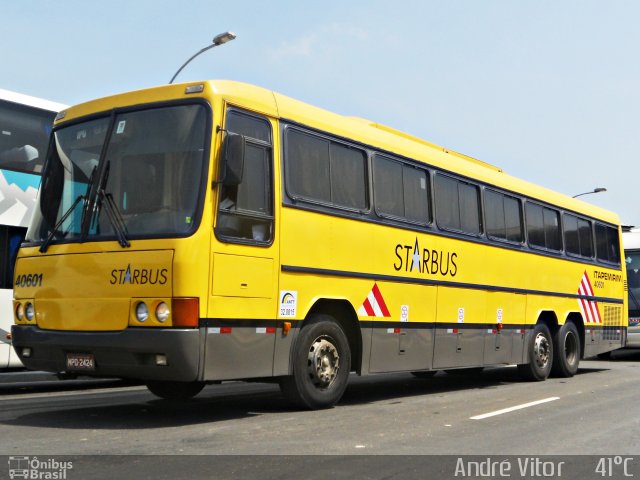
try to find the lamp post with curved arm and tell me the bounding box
[169,31,236,84]
[572,187,607,199]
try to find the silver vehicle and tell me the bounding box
[623,227,640,347]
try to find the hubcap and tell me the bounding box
[533,332,550,369]
[307,336,340,389]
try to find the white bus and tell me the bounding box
[0,89,66,368]
[623,227,640,348]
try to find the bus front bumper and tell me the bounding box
[10,325,202,382]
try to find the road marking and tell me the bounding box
[470,396,560,420]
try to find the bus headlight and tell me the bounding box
[25,303,35,321]
[16,303,24,321]
[155,302,170,323]
[136,302,149,322]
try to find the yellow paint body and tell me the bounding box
[11,80,626,381]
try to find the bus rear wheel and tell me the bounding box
[517,323,553,381]
[551,321,581,377]
[146,381,205,400]
[280,314,351,410]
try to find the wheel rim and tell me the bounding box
[307,336,340,389]
[533,332,550,369]
[564,331,578,365]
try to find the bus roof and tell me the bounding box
[0,88,67,113]
[58,79,621,225]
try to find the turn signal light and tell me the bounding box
[172,298,199,328]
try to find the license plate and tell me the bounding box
[66,353,95,371]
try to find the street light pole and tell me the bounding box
[169,31,236,84]
[572,187,607,198]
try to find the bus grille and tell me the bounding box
[603,305,622,341]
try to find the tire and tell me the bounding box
[517,323,553,381]
[146,381,205,400]
[551,321,581,377]
[280,314,351,410]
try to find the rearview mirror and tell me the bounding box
[220,132,245,186]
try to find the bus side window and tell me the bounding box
[595,223,620,265]
[215,110,273,244]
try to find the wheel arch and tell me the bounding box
[304,298,363,374]
[537,310,559,334]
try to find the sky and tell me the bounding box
[3,0,638,226]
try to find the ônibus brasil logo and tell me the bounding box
[8,456,73,479]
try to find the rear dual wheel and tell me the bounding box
[551,321,581,377]
[517,323,553,381]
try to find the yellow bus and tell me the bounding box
[11,81,626,409]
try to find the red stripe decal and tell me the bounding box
[362,298,375,317]
[371,283,391,317]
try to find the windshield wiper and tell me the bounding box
[630,287,640,311]
[39,166,97,253]
[39,194,85,253]
[96,188,130,248]
[95,161,130,248]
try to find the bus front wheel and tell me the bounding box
[280,314,351,410]
[146,380,205,400]
[517,323,553,381]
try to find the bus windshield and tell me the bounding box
[626,250,640,317]
[26,103,209,245]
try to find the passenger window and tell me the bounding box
[526,202,561,251]
[216,110,273,244]
[373,154,429,224]
[285,128,368,211]
[595,223,620,264]
[485,189,523,243]
[435,174,481,235]
[563,214,593,258]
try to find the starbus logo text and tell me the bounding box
[393,238,458,277]
[110,264,168,285]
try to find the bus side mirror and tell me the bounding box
[220,132,245,186]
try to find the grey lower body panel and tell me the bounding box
[203,325,297,381]
[583,325,625,357]
[11,325,202,382]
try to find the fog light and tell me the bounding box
[25,303,35,321]
[155,302,170,323]
[16,303,24,321]
[155,354,167,366]
[22,347,32,358]
[136,302,149,322]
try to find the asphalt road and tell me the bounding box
[1,350,639,479]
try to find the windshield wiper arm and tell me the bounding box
[630,286,640,311]
[94,161,129,248]
[40,166,97,253]
[39,194,85,253]
[96,187,130,248]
